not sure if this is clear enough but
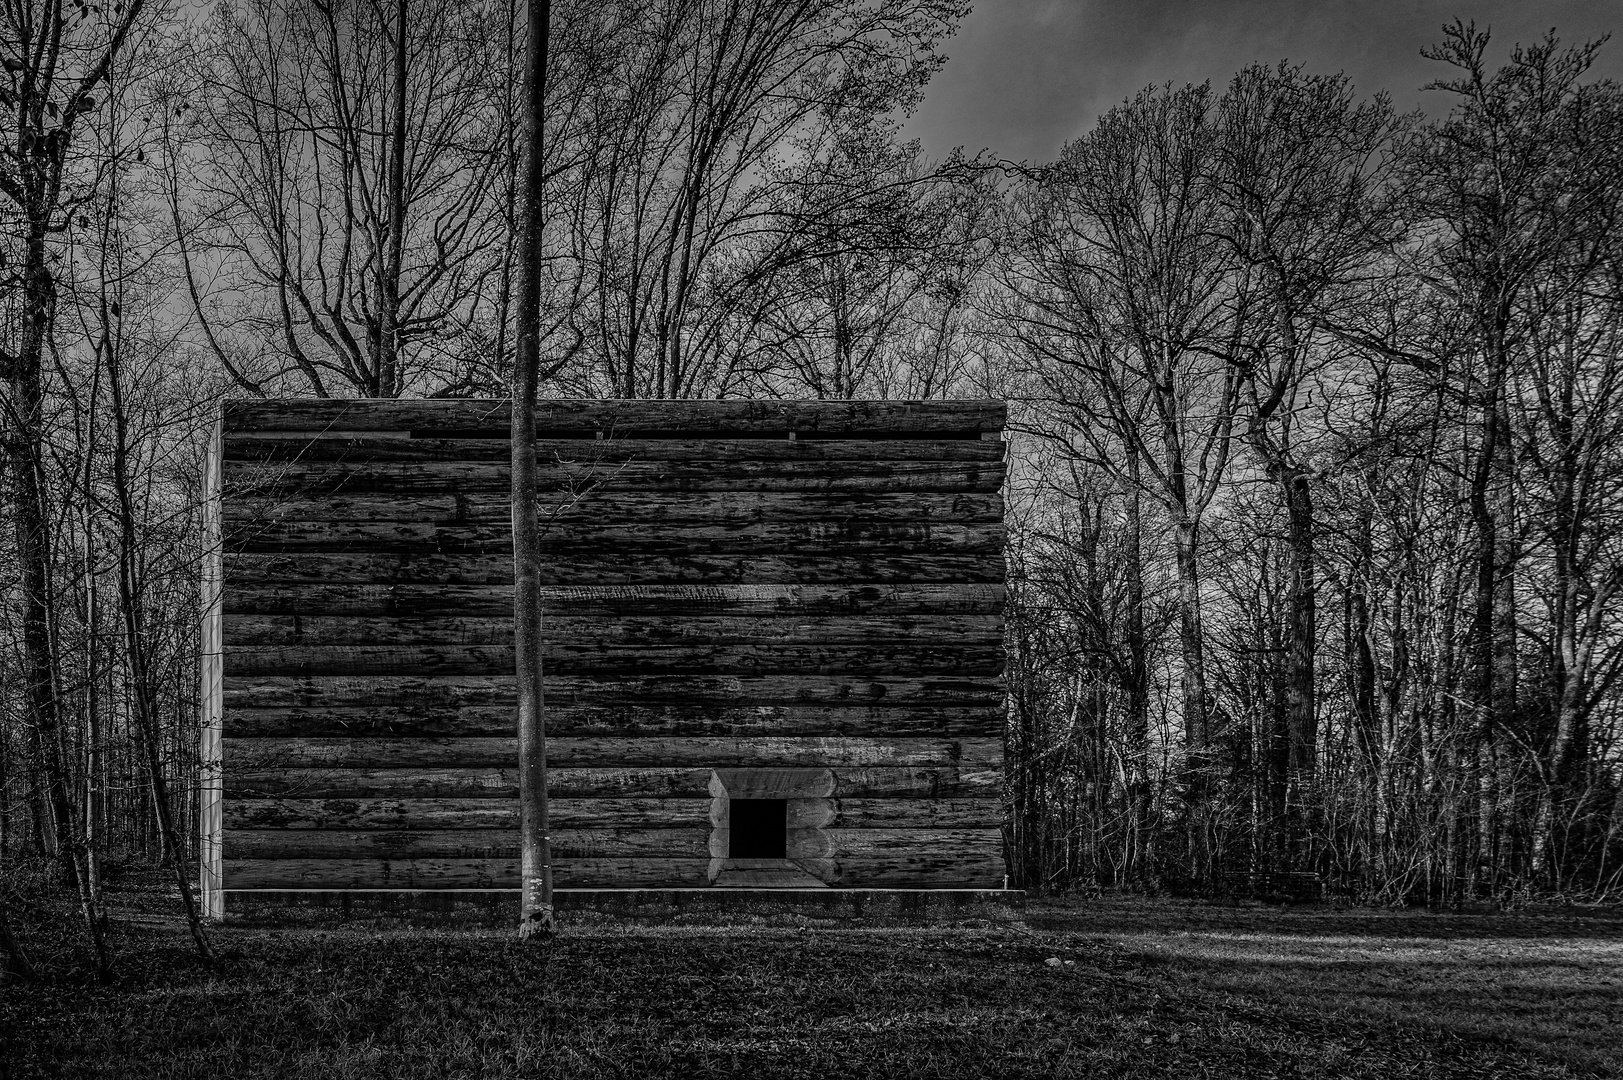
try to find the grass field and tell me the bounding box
[3,876,1621,1079]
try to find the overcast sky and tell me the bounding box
[902,1,1623,162]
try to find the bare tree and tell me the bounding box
[738,126,993,400]
[1410,23,1623,892]
[1505,91,1623,880]
[1211,62,1408,862]
[551,0,967,398]
[180,0,510,396]
[0,0,154,982]
[1002,83,1241,878]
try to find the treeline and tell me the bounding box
[0,0,1620,979]
[999,30,1623,902]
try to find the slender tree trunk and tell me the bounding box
[512,0,556,940]
[370,0,410,397]
[1343,518,1381,882]
[0,717,10,859]
[7,222,112,983]
[1172,521,1209,753]
[1489,433,1519,884]
[1275,464,1316,869]
[78,360,104,880]
[1465,361,1497,893]
[83,546,103,905]
[1532,573,1598,880]
[1123,484,1151,881]
[26,720,52,857]
[105,356,214,962]
[1281,469,1316,785]
[493,0,520,381]
[1172,518,1213,880]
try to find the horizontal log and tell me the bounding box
[709,767,836,799]
[227,614,521,647]
[712,796,1007,830]
[222,399,1006,436]
[224,703,1003,738]
[224,613,1000,648]
[225,582,1006,617]
[228,827,715,860]
[224,552,1002,586]
[223,857,713,890]
[820,798,1004,828]
[225,519,1003,556]
[224,437,1005,464]
[223,674,1006,709]
[820,827,1002,858]
[221,853,1006,889]
[224,736,1001,771]
[835,852,1006,889]
[224,491,1004,527]
[224,640,1003,677]
[224,765,1001,799]
[224,458,1006,496]
[222,796,1004,831]
[226,797,708,831]
[225,826,1002,862]
[707,827,1002,861]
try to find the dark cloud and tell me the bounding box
[904,0,1623,162]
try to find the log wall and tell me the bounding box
[208,400,1007,901]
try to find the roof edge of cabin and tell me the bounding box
[221,398,1008,437]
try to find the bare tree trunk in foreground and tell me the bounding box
[512,0,556,940]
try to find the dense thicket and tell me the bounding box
[1,1,1620,974]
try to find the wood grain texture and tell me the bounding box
[707,828,1001,862]
[225,519,1004,556]
[225,736,1001,770]
[222,796,1003,831]
[223,641,1005,677]
[225,491,1004,527]
[224,552,1002,586]
[224,458,1006,496]
[222,398,1006,436]
[225,436,1006,463]
[224,702,1002,738]
[227,827,715,860]
[223,674,1005,709]
[224,764,1001,799]
[225,582,1005,617]
[221,857,712,889]
[227,826,1001,862]
[224,612,999,647]
[834,852,1005,888]
[224,797,708,830]
[221,853,1004,889]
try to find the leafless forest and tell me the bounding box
[3,0,1622,964]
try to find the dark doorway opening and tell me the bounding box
[729,799,787,858]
